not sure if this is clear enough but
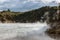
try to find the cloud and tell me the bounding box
[0,0,10,3]
[56,0,60,3]
[41,0,54,4]
[0,0,41,12]
[0,0,59,12]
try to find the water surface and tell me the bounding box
[0,22,55,40]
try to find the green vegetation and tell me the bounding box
[0,6,59,23]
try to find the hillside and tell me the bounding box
[0,6,59,23]
[0,10,22,23]
[0,6,50,23]
[14,6,58,23]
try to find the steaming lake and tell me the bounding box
[0,22,55,40]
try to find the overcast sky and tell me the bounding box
[0,0,60,12]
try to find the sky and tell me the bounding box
[0,0,60,12]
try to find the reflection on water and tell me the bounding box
[0,22,55,40]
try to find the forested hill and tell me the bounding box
[0,6,59,23]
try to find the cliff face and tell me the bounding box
[45,8,60,39]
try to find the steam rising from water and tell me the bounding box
[0,22,54,40]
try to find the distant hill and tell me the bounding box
[14,6,58,23]
[0,6,59,23]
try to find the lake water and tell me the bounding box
[0,22,55,40]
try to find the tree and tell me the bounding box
[7,9,11,12]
